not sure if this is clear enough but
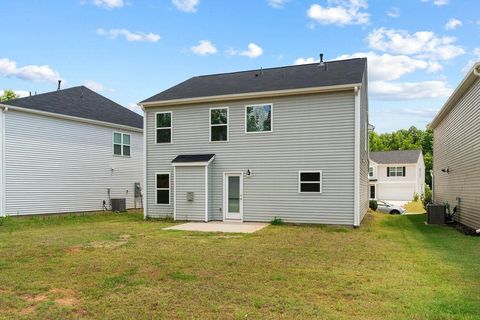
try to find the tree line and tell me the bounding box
[370,126,433,186]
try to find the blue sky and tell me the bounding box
[1,0,479,132]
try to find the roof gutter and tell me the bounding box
[430,62,480,129]
[140,83,362,108]
[0,103,143,133]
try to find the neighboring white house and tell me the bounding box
[0,86,143,216]
[369,150,425,202]
[139,58,370,226]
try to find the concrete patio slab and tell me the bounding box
[163,221,268,233]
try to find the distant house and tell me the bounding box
[369,150,425,202]
[430,62,480,231]
[0,86,143,216]
[139,58,370,226]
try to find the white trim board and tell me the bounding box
[353,86,361,227]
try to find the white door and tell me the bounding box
[224,173,243,220]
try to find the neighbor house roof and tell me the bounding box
[141,58,367,105]
[370,150,422,165]
[2,86,143,129]
[430,62,480,129]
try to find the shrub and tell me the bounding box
[270,217,284,225]
[0,215,11,226]
[421,185,432,208]
[413,193,419,202]
[369,200,378,211]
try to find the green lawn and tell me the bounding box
[0,211,478,319]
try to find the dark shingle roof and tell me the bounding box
[4,86,143,129]
[172,154,215,163]
[141,58,366,103]
[370,150,422,164]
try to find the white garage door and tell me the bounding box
[378,184,415,201]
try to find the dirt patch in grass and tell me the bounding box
[21,288,85,316]
[23,293,48,303]
[67,234,132,252]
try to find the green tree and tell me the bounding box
[0,89,19,102]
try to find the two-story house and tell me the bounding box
[139,58,369,226]
[369,150,425,202]
[0,86,143,216]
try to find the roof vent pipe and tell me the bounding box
[57,80,61,91]
[319,53,327,71]
[474,63,480,77]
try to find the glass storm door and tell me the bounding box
[225,173,243,220]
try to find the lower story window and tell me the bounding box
[156,173,170,204]
[299,171,322,193]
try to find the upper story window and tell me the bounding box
[387,166,405,177]
[156,112,172,144]
[369,167,374,177]
[246,104,272,133]
[113,132,130,156]
[299,171,322,193]
[210,107,228,142]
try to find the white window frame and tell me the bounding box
[245,103,273,134]
[209,107,229,142]
[388,166,404,177]
[155,172,171,205]
[113,132,131,157]
[369,167,374,177]
[298,170,323,193]
[155,111,173,144]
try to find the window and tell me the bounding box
[156,112,172,143]
[387,166,405,177]
[369,167,374,177]
[299,171,322,193]
[210,107,228,142]
[370,185,376,199]
[246,104,272,133]
[113,132,131,156]
[156,173,170,204]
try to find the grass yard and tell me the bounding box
[0,211,479,319]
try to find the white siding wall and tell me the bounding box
[175,166,206,221]
[434,77,480,230]
[375,163,418,201]
[4,110,143,216]
[145,91,358,225]
[0,109,4,216]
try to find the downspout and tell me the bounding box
[353,86,361,227]
[141,105,147,219]
[1,106,8,217]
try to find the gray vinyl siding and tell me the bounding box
[359,70,369,221]
[0,109,4,216]
[4,110,143,216]
[433,77,480,230]
[175,166,206,221]
[146,91,357,225]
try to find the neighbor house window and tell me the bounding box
[113,132,131,156]
[387,166,405,177]
[156,112,172,143]
[246,104,272,133]
[369,167,374,177]
[210,107,228,142]
[299,171,322,193]
[156,173,170,204]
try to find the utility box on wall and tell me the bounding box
[186,192,194,202]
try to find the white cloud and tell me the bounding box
[267,0,288,8]
[445,18,462,30]
[240,43,263,58]
[462,48,480,73]
[376,107,440,119]
[370,80,452,100]
[367,28,465,60]
[387,7,400,18]
[172,0,199,13]
[0,89,29,98]
[307,0,370,26]
[294,57,320,65]
[0,58,61,83]
[336,52,442,81]
[92,0,124,9]
[97,28,160,42]
[84,80,105,92]
[127,103,144,115]
[190,40,217,55]
[421,0,449,6]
